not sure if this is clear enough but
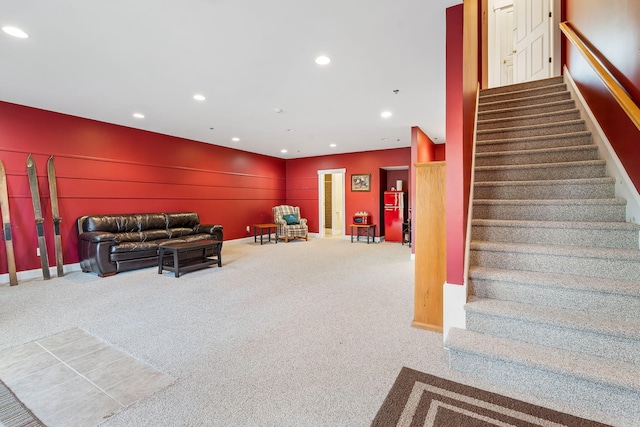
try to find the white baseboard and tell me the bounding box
[443,282,467,342]
[0,263,82,285]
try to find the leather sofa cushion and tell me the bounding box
[111,240,160,253]
[166,212,199,229]
[85,213,166,233]
[167,228,194,238]
[116,230,171,242]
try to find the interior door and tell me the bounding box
[513,0,551,83]
[331,173,344,235]
[497,3,515,85]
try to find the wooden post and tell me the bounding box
[413,162,446,332]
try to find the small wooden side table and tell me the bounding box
[253,223,278,244]
[350,224,376,244]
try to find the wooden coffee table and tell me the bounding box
[253,223,278,244]
[158,239,222,277]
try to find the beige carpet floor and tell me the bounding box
[0,238,631,426]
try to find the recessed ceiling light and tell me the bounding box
[315,55,331,65]
[381,137,389,141]
[287,128,295,132]
[193,94,206,101]
[329,143,337,147]
[133,113,145,119]
[232,137,240,142]
[281,149,288,153]
[2,26,29,39]
[381,111,392,118]
[274,108,284,113]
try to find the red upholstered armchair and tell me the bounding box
[272,205,308,242]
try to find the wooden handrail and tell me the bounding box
[560,21,640,131]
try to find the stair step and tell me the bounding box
[479,76,565,96]
[478,99,576,121]
[473,198,627,222]
[469,241,640,281]
[471,218,640,248]
[475,144,599,167]
[477,120,587,141]
[445,328,640,421]
[478,91,571,112]
[477,109,581,131]
[465,298,640,364]
[475,160,606,182]
[469,266,640,317]
[474,177,615,200]
[480,83,568,104]
[476,131,593,153]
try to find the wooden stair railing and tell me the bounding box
[560,21,640,131]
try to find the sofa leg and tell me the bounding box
[285,236,289,243]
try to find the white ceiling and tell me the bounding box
[0,0,461,159]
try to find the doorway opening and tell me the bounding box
[317,169,346,238]
[487,0,561,88]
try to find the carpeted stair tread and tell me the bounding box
[471,216,638,248]
[474,177,615,200]
[476,131,592,151]
[465,298,640,342]
[474,197,626,206]
[479,76,564,96]
[477,99,576,121]
[477,109,581,130]
[475,144,598,163]
[476,119,586,140]
[471,218,640,232]
[470,240,640,261]
[468,266,640,297]
[474,176,614,187]
[474,159,606,182]
[478,92,571,112]
[445,328,640,394]
[479,83,567,103]
[469,266,640,317]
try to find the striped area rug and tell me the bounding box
[372,367,611,427]
[0,379,43,427]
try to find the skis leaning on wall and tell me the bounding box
[26,154,50,280]
[0,160,18,286]
[47,156,63,277]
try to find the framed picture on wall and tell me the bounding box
[351,173,371,192]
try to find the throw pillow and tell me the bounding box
[283,213,300,225]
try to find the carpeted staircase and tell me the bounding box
[445,76,640,421]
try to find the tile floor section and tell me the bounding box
[0,329,174,427]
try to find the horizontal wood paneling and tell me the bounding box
[0,101,286,274]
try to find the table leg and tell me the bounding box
[350,226,354,243]
[216,243,222,267]
[254,226,257,243]
[158,247,164,274]
[173,250,180,278]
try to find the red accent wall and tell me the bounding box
[565,0,640,190]
[445,1,479,286]
[0,101,286,274]
[285,148,411,236]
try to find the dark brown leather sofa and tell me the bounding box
[77,212,223,277]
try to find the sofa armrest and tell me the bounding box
[195,224,224,241]
[78,236,117,277]
[79,231,119,243]
[299,218,308,226]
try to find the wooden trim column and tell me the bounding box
[413,162,446,332]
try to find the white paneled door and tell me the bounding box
[513,0,552,83]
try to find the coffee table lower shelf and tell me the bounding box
[158,239,222,278]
